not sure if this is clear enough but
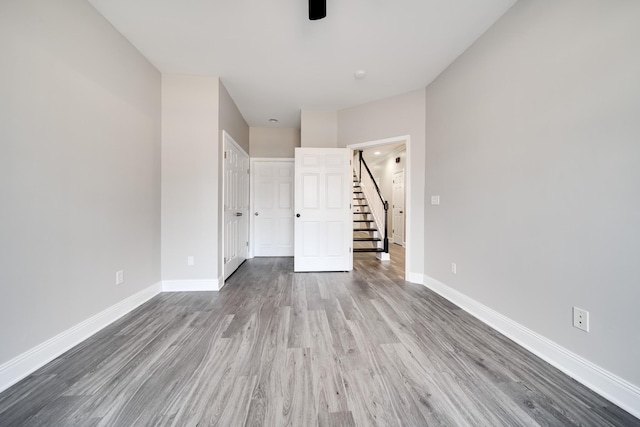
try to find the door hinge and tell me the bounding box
[349,247,352,253]
[224,151,227,159]
[349,203,351,209]
[247,169,250,174]
[246,241,249,247]
[224,257,227,263]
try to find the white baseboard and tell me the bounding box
[422,274,640,419]
[406,272,424,285]
[0,282,162,394]
[216,275,227,291]
[162,278,221,292]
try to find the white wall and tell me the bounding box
[338,89,426,283]
[161,75,219,283]
[424,0,640,389]
[250,127,301,158]
[367,148,407,244]
[0,0,161,365]
[301,110,338,148]
[219,81,250,154]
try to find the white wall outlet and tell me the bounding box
[187,256,194,266]
[451,262,457,275]
[573,307,589,332]
[116,270,124,285]
[431,195,440,205]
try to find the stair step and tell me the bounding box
[353,212,370,215]
[353,204,368,207]
[354,237,382,242]
[353,248,386,253]
[354,219,373,223]
[354,228,378,232]
[353,197,366,200]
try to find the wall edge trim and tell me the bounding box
[422,274,640,419]
[0,282,162,394]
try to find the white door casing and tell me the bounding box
[392,169,405,245]
[294,148,352,272]
[252,159,294,257]
[223,132,249,280]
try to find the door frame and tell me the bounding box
[249,157,294,259]
[221,131,250,281]
[347,135,411,281]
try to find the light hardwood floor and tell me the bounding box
[0,246,637,426]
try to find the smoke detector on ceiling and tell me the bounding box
[354,70,367,80]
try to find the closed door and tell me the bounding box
[224,133,249,280]
[392,170,405,245]
[294,148,352,272]
[253,160,294,256]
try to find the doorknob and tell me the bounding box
[254,212,259,216]
[235,212,243,217]
[296,213,300,218]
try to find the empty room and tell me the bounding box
[1,0,639,425]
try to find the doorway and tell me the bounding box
[250,159,294,257]
[347,136,410,280]
[223,131,249,280]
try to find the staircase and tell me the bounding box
[352,177,385,253]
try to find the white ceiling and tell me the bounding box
[88,0,516,128]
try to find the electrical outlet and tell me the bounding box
[451,262,457,275]
[573,307,589,332]
[187,256,194,266]
[116,270,124,285]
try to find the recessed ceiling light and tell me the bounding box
[374,151,381,155]
[354,70,367,80]
[268,118,278,123]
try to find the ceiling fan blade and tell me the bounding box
[309,0,326,20]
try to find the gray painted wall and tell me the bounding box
[219,81,250,154]
[161,75,219,282]
[424,0,640,386]
[0,0,161,364]
[250,127,301,158]
[338,89,426,282]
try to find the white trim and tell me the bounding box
[406,272,424,285]
[0,282,162,394]
[347,136,412,282]
[216,274,227,291]
[422,274,640,419]
[162,279,220,292]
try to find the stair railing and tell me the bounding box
[357,151,389,253]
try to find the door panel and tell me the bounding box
[253,160,294,257]
[392,170,405,245]
[224,133,249,280]
[294,148,352,272]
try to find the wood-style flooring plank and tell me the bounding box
[0,246,637,426]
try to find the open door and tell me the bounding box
[294,148,352,272]
[223,132,249,280]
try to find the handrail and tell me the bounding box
[358,151,389,253]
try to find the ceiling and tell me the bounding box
[88,0,516,128]
[362,142,405,167]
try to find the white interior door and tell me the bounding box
[392,169,405,245]
[224,133,249,280]
[252,160,294,256]
[294,148,352,272]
